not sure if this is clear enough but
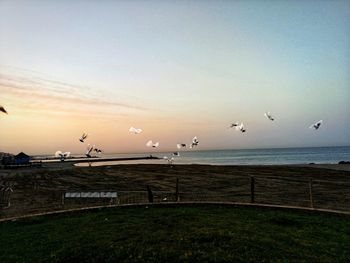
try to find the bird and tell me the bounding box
[310,120,323,130]
[177,143,187,149]
[236,123,246,133]
[173,152,180,157]
[146,140,159,148]
[228,122,239,128]
[264,112,275,121]
[86,144,94,158]
[94,148,102,154]
[163,156,174,164]
[79,133,88,143]
[55,151,71,161]
[0,105,8,114]
[129,127,142,134]
[190,136,199,148]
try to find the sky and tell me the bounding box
[0,0,349,155]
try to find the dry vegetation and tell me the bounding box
[1,163,350,218]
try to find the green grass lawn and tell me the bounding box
[0,205,349,263]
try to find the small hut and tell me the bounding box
[14,152,31,165]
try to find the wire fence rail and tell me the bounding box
[1,176,350,219]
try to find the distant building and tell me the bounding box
[14,152,31,165]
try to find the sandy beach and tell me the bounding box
[1,163,350,219]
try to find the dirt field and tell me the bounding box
[1,163,350,218]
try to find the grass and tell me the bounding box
[2,164,350,219]
[0,204,349,263]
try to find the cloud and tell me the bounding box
[0,71,148,117]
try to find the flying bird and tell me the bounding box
[177,143,187,149]
[55,151,71,161]
[264,112,275,121]
[190,136,199,148]
[309,120,323,130]
[0,105,7,114]
[173,152,180,157]
[163,156,174,164]
[79,133,88,143]
[86,144,94,158]
[146,140,159,148]
[129,127,143,134]
[228,122,239,128]
[236,123,246,133]
[94,148,102,154]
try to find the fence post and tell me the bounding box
[147,185,153,203]
[250,176,255,203]
[309,179,314,208]
[175,178,179,202]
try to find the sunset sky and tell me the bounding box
[0,0,350,155]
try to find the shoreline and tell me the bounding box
[2,161,350,172]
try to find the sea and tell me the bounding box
[74,146,350,166]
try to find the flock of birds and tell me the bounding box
[227,112,322,134]
[78,133,103,158]
[73,128,201,163]
[0,105,323,163]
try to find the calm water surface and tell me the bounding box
[73,146,350,166]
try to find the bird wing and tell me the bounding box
[146,140,153,147]
[154,142,160,147]
[130,127,142,134]
[55,151,63,157]
[0,106,7,114]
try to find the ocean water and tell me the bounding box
[76,146,350,166]
[166,146,350,165]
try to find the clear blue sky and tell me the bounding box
[0,0,349,154]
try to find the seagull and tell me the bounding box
[236,123,246,133]
[146,140,159,148]
[94,148,102,154]
[163,156,174,164]
[177,143,187,149]
[0,105,7,114]
[309,120,323,130]
[55,151,71,161]
[79,133,88,143]
[86,144,94,158]
[173,152,180,157]
[190,136,199,148]
[228,122,239,128]
[264,112,275,121]
[129,127,142,134]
